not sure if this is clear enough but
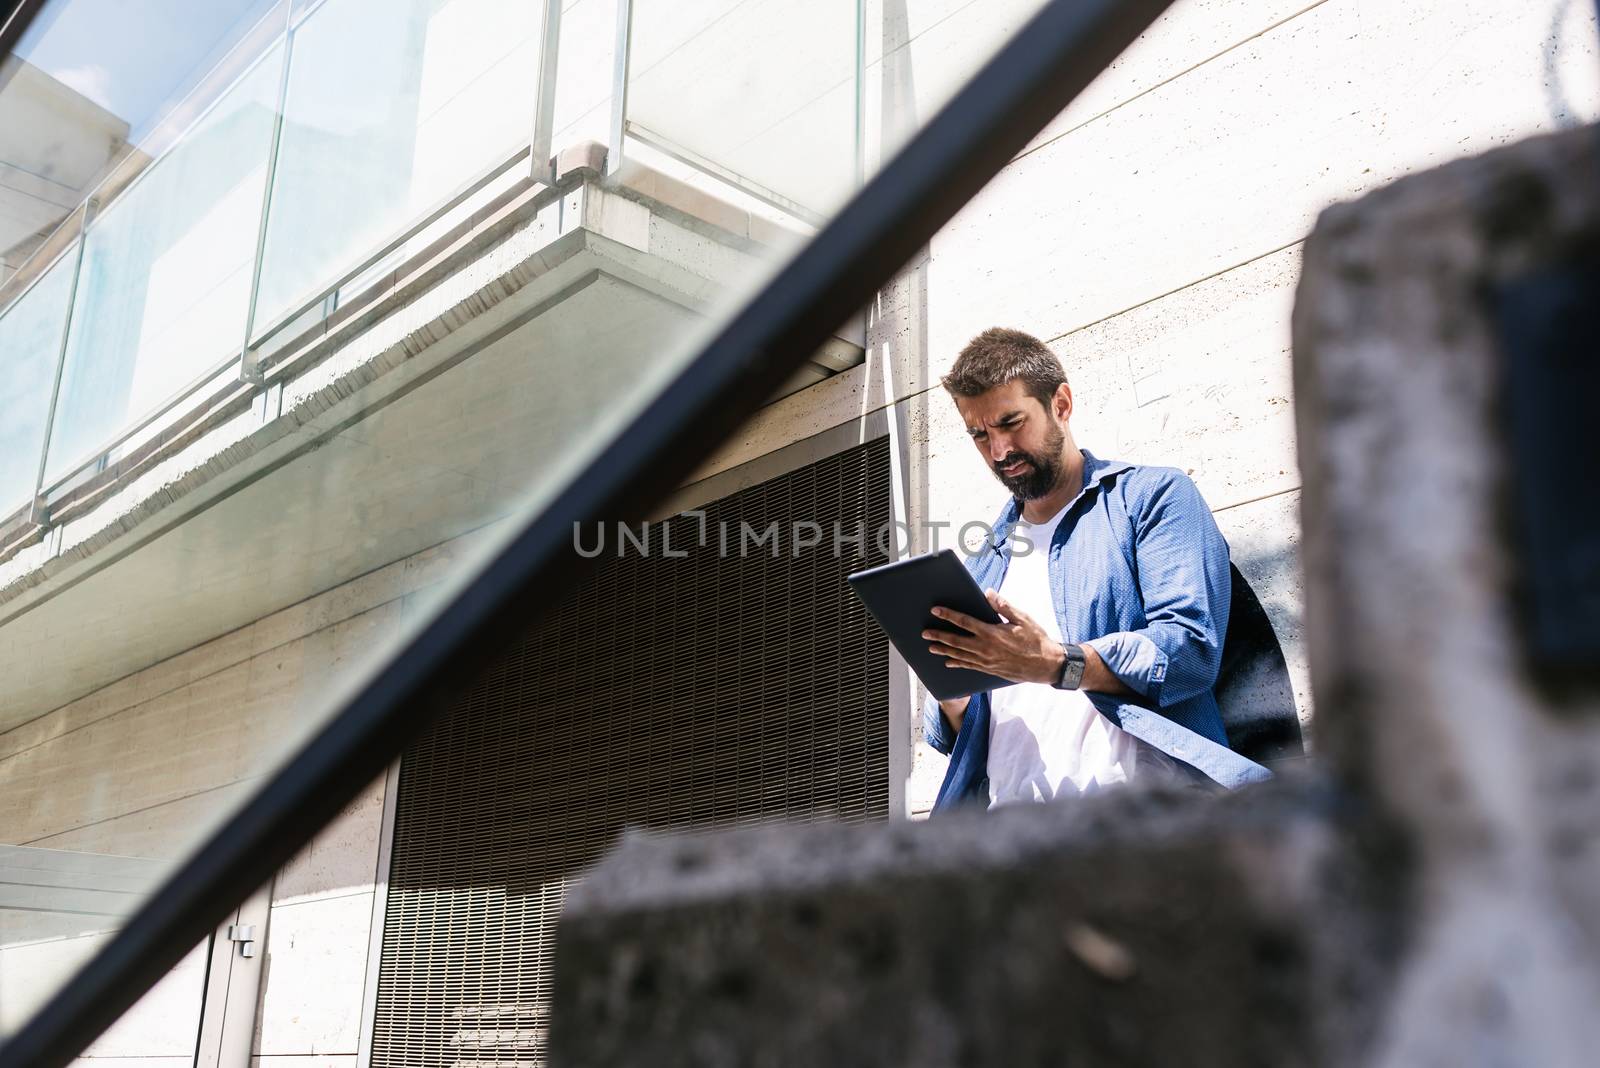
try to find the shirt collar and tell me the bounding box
[986,449,1133,551]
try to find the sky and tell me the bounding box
[12,0,271,144]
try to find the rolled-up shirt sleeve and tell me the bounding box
[921,691,957,755]
[1082,472,1231,708]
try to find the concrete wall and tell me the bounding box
[0,529,492,1063]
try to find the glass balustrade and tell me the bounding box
[42,43,284,486]
[3,0,866,511]
[0,253,75,516]
[2,0,546,500]
[625,0,861,221]
[249,0,541,341]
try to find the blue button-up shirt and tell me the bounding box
[921,450,1271,812]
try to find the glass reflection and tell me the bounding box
[43,44,282,484]
[250,0,539,335]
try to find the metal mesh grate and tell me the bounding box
[371,437,892,1066]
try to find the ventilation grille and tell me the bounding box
[372,437,892,1066]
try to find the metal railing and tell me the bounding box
[0,0,882,535]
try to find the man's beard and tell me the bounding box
[991,422,1067,500]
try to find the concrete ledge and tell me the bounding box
[551,776,1402,1068]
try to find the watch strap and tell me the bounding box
[1053,642,1087,690]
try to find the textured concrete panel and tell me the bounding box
[23,780,257,859]
[1294,121,1600,1067]
[1058,245,1302,511]
[0,597,405,846]
[551,779,1400,1067]
[863,0,1314,166]
[62,939,206,1058]
[255,892,375,1056]
[273,773,386,906]
[924,0,1600,390]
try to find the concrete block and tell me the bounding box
[551,779,1400,1067]
[1058,245,1302,511]
[273,772,386,906]
[24,780,255,860]
[75,939,207,1058]
[1293,121,1600,1066]
[255,892,374,1056]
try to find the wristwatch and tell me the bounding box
[1052,642,1087,690]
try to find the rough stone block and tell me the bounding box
[1293,121,1600,1065]
[550,779,1400,1067]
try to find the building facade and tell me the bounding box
[1,0,1597,1063]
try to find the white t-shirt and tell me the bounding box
[986,503,1146,808]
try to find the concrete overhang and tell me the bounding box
[0,144,861,733]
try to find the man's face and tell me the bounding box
[954,379,1070,500]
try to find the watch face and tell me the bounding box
[1056,645,1086,689]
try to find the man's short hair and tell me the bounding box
[941,327,1067,409]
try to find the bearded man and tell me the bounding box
[920,327,1270,812]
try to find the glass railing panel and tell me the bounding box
[248,0,541,340]
[0,252,75,516]
[1,0,280,289]
[41,43,285,486]
[626,0,860,220]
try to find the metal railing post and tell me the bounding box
[27,197,96,527]
[239,8,298,386]
[530,0,564,185]
[855,0,866,188]
[607,0,634,177]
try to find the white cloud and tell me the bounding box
[51,63,117,113]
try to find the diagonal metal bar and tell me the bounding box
[0,0,1176,1063]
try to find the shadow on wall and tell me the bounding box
[1216,560,1303,767]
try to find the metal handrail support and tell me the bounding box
[26,197,96,529]
[238,7,299,386]
[530,0,565,186]
[608,0,634,178]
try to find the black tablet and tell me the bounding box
[847,549,1017,700]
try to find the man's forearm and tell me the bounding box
[938,695,970,736]
[1078,641,1135,697]
[938,645,1125,737]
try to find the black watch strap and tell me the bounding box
[1053,642,1087,690]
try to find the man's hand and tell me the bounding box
[922,591,1136,696]
[922,590,1064,685]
